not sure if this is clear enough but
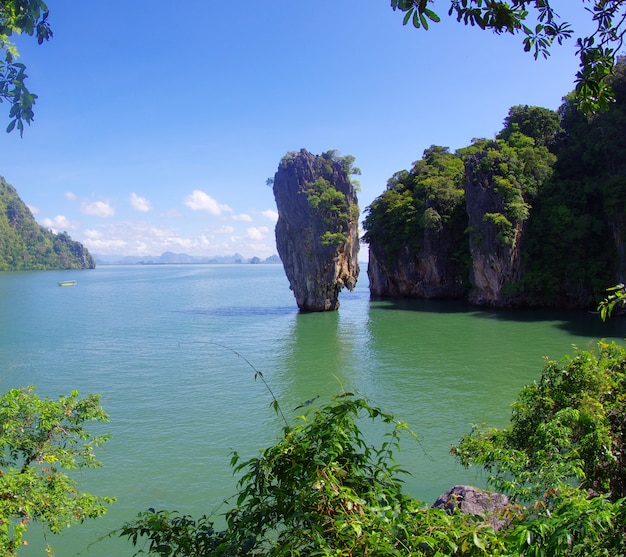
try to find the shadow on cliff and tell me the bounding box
[368,296,626,341]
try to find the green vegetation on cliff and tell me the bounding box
[363,63,626,308]
[284,149,360,248]
[363,145,465,257]
[459,129,555,246]
[521,62,626,305]
[0,175,95,271]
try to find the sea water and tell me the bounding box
[0,264,623,556]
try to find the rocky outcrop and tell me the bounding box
[463,146,528,307]
[368,235,466,299]
[272,149,359,311]
[433,485,515,531]
[606,187,626,284]
[365,146,469,300]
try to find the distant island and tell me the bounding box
[93,252,281,266]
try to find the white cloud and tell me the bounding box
[233,213,253,222]
[83,229,102,239]
[214,225,235,234]
[41,215,77,232]
[81,200,115,218]
[83,237,129,251]
[76,217,278,259]
[184,190,232,215]
[65,191,77,201]
[81,227,127,251]
[27,205,39,215]
[130,192,152,213]
[246,226,269,241]
[79,221,214,256]
[261,209,278,222]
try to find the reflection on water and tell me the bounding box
[272,309,360,408]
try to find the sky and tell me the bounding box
[0,1,593,260]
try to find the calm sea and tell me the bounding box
[0,264,623,556]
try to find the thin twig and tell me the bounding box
[178,341,289,427]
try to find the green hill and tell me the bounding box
[0,175,95,271]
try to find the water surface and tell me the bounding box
[0,264,622,555]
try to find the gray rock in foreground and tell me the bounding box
[433,485,514,530]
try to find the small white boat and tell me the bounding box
[57,280,77,287]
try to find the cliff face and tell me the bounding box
[366,171,525,306]
[273,149,359,311]
[608,205,626,283]
[463,149,527,307]
[368,224,467,299]
[362,90,626,309]
[0,175,95,271]
[364,145,468,300]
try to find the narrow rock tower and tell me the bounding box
[272,149,360,311]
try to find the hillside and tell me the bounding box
[0,176,95,271]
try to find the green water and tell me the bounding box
[0,264,623,556]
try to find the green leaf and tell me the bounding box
[424,8,440,23]
[412,9,422,28]
[473,531,486,550]
[403,8,413,26]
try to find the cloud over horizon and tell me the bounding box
[184,190,232,215]
[75,218,277,259]
[41,214,77,232]
[261,209,279,222]
[246,226,269,241]
[130,192,152,213]
[81,200,115,218]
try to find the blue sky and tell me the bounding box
[1,1,590,259]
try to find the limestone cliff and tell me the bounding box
[364,145,468,300]
[272,149,359,311]
[363,136,555,308]
[362,93,626,309]
[608,207,626,283]
[463,146,527,307]
[368,228,467,299]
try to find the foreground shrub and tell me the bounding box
[0,387,113,555]
[122,344,626,556]
[453,341,626,501]
[122,394,504,556]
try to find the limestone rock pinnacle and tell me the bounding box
[272,149,360,311]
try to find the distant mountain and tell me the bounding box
[0,175,95,271]
[94,252,281,265]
